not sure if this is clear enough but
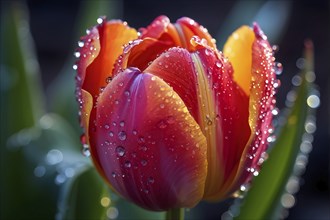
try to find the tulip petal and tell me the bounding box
[146,42,250,200]
[80,20,138,100]
[176,17,217,50]
[190,44,250,200]
[114,38,174,74]
[80,89,93,141]
[139,16,216,52]
[223,26,255,95]
[91,67,207,211]
[145,47,200,122]
[227,23,276,195]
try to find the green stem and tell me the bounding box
[165,208,184,220]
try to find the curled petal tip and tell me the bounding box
[253,22,267,40]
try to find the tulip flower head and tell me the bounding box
[75,15,277,211]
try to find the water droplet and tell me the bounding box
[166,116,175,124]
[274,62,283,75]
[34,165,46,177]
[305,71,316,82]
[296,58,305,69]
[97,17,104,24]
[124,161,131,168]
[55,174,66,185]
[141,159,147,166]
[140,145,147,151]
[215,61,222,68]
[124,90,130,96]
[159,103,165,108]
[148,177,155,184]
[272,108,279,116]
[132,130,137,135]
[111,172,116,178]
[118,131,127,140]
[106,76,113,83]
[305,121,316,134]
[74,51,81,58]
[120,121,125,127]
[307,95,320,108]
[272,45,279,53]
[104,124,110,129]
[292,75,302,86]
[109,131,114,137]
[72,64,78,70]
[82,144,91,157]
[157,120,167,129]
[106,207,119,219]
[46,149,63,165]
[281,193,295,208]
[78,41,84,47]
[116,146,125,157]
[151,76,156,81]
[100,197,111,207]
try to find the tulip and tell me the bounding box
[75,15,276,211]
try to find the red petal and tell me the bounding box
[145,47,200,122]
[91,68,207,211]
[113,38,174,74]
[146,41,250,200]
[190,44,250,200]
[176,17,217,50]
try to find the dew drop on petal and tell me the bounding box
[118,131,127,140]
[141,159,147,166]
[78,41,84,47]
[74,51,80,58]
[124,161,131,168]
[274,62,283,75]
[148,176,155,184]
[82,144,91,157]
[97,17,104,24]
[116,146,125,157]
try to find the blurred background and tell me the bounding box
[1,0,329,219]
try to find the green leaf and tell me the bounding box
[0,2,47,219]
[0,1,45,132]
[57,167,109,220]
[235,44,315,220]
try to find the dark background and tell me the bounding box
[5,0,330,219]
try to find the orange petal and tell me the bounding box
[91,67,207,211]
[223,25,255,95]
[82,20,138,100]
[226,23,277,195]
